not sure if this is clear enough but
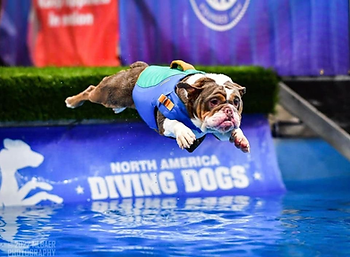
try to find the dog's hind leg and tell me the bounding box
[65,85,96,108]
[66,62,148,111]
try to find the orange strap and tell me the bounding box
[158,94,174,111]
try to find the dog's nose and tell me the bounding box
[223,106,233,117]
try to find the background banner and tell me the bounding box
[0,115,285,207]
[119,0,349,76]
[0,0,32,66]
[28,0,120,66]
[0,0,348,75]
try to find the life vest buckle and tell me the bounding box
[158,94,174,111]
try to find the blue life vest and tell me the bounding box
[132,65,205,133]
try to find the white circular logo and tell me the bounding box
[190,0,250,31]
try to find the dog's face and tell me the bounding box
[177,74,246,133]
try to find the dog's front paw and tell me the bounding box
[174,123,196,149]
[230,129,250,153]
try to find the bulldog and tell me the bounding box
[65,60,250,153]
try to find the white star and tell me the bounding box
[253,172,262,180]
[75,185,84,194]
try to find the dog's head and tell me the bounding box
[176,74,246,134]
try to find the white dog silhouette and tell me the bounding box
[0,139,63,206]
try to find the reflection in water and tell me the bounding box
[85,196,284,255]
[0,196,284,256]
[0,205,60,255]
[0,181,349,256]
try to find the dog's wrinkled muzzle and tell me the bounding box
[204,106,240,133]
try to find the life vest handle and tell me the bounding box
[170,60,195,71]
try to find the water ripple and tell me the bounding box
[0,185,349,256]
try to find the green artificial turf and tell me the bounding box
[0,65,278,122]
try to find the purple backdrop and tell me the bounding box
[0,0,32,66]
[119,0,349,76]
[0,0,348,76]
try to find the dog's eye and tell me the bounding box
[209,98,219,108]
[233,97,240,107]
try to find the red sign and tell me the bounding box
[29,0,120,66]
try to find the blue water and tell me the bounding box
[0,178,349,257]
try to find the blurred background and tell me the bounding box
[0,0,348,77]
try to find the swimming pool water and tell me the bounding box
[0,178,349,256]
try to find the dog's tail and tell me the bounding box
[130,61,148,70]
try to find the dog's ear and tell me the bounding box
[239,86,246,96]
[177,77,215,94]
[177,82,202,102]
[233,83,246,96]
[225,81,246,96]
[192,77,216,90]
[177,82,197,95]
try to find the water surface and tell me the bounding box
[0,178,349,256]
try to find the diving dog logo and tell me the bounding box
[190,0,250,31]
[0,139,63,206]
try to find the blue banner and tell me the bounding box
[0,115,285,207]
[0,0,348,75]
[119,0,349,76]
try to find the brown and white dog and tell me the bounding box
[65,60,250,153]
